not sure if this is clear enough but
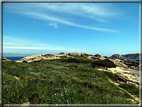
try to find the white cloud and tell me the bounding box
[48,22,58,28]
[3,3,120,32]
[3,35,86,53]
[11,11,117,32]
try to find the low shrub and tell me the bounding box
[91,59,116,68]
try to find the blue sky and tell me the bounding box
[3,3,139,57]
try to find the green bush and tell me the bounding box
[91,59,116,68]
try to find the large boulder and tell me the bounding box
[111,54,124,58]
[3,57,11,61]
[94,54,101,58]
[53,54,67,58]
[59,52,65,54]
[3,57,7,60]
[22,54,41,60]
[33,58,42,62]
[41,53,51,57]
[115,72,128,82]
[91,59,116,68]
[66,52,81,56]
[81,52,88,56]
[87,56,100,60]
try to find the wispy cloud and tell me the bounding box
[3,35,87,53]
[48,22,58,28]
[3,3,121,32]
[12,11,118,32]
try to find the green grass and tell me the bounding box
[2,56,139,104]
[118,83,139,97]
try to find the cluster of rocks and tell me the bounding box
[1,57,11,61]
[2,52,141,87]
[15,52,95,63]
[5,52,141,71]
[98,66,141,87]
[111,59,141,71]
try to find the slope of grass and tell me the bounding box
[2,56,139,104]
[118,83,139,98]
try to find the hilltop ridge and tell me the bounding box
[111,53,142,59]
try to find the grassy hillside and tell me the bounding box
[2,56,139,104]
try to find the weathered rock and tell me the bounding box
[42,54,53,57]
[115,72,140,86]
[87,56,100,60]
[41,57,49,60]
[120,64,128,68]
[94,54,101,58]
[23,59,33,63]
[81,52,88,56]
[2,57,11,61]
[137,64,142,69]
[49,57,60,60]
[59,52,65,54]
[33,58,42,62]
[15,60,23,63]
[100,57,106,60]
[3,57,7,60]
[66,52,81,56]
[91,59,116,68]
[111,54,124,58]
[115,72,128,82]
[130,66,135,69]
[122,53,141,59]
[53,54,67,58]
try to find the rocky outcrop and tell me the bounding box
[91,59,116,68]
[111,53,142,59]
[115,72,140,86]
[109,59,128,68]
[87,56,100,60]
[53,54,67,58]
[98,66,140,86]
[81,52,88,56]
[111,54,124,58]
[15,53,64,63]
[94,54,101,58]
[122,53,142,59]
[66,52,81,56]
[2,57,11,61]
[59,52,65,54]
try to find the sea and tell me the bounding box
[3,57,24,61]
[115,58,142,61]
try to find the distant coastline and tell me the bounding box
[111,53,142,59]
[3,56,142,61]
[115,58,142,61]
